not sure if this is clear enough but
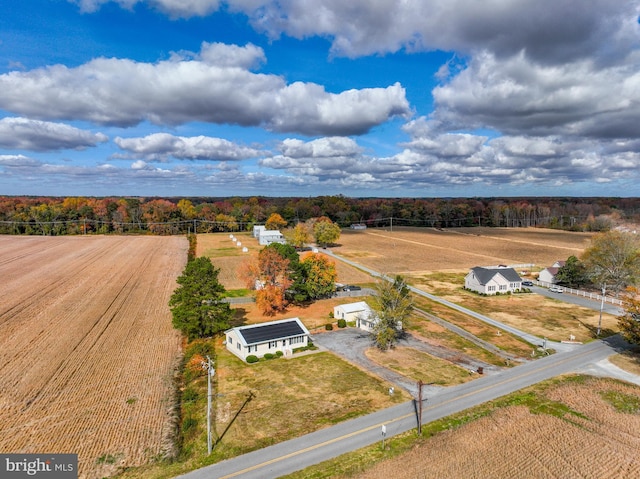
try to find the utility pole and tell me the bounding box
[202,356,215,454]
[417,380,423,435]
[417,380,434,435]
[597,284,606,336]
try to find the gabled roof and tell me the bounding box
[542,267,560,276]
[470,266,522,285]
[228,318,309,346]
[336,301,370,314]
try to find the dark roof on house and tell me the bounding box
[234,318,308,345]
[470,266,522,285]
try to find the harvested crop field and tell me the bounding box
[0,235,187,479]
[333,226,593,274]
[347,376,640,479]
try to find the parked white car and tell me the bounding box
[549,286,564,293]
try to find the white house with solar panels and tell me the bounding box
[224,318,310,362]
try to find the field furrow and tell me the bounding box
[0,235,186,479]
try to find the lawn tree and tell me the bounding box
[285,222,312,249]
[313,218,341,248]
[581,231,640,335]
[265,212,287,231]
[299,253,337,300]
[582,231,640,294]
[256,284,289,315]
[618,287,640,345]
[555,255,588,288]
[371,275,413,350]
[169,256,232,340]
[255,247,293,314]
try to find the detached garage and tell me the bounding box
[225,318,310,362]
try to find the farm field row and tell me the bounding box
[0,235,187,479]
[333,226,593,274]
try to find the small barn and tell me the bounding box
[334,301,378,332]
[225,318,310,362]
[465,266,523,295]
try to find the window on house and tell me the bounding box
[499,284,507,291]
[228,337,233,344]
[268,341,278,348]
[488,285,496,292]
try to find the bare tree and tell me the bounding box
[581,231,640,335]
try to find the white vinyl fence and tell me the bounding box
[533,281,623,306]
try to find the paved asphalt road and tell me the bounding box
[176,336,629,479]
[530,285,623,316]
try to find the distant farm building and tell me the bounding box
[253,225,266,238]
[537,260,566,285]
[258,230,286,245]
[465,266,523,295]
[224,318,310,362]
[253,227,286,245]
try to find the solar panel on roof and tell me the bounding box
[239,320,305,344]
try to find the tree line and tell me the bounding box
[1,195,639,235]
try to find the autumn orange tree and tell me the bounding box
[239,243,338,313]
[265,212,287,230]
[619,286,640,345]
[251,245,294,315]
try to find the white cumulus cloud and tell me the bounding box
[115,133,265,161]
[0,117,108,151]
[0,43,409,135]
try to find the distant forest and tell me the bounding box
[1,195,639,236]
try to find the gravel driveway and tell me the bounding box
[311,328,499,398]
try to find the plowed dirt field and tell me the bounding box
[349,377,640,479]
[333,226,592,274]
[0,235,187,479]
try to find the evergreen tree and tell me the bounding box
[555,255,587,287]
[169,257,232,340]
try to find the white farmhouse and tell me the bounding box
[465,266,523,295]
[258,229,286,245]
[333,301,378,332]
[252,225,266,238]
[225,318,310,362]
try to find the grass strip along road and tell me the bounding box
[176,335,628,479]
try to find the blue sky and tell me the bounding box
[1,0,639,198]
